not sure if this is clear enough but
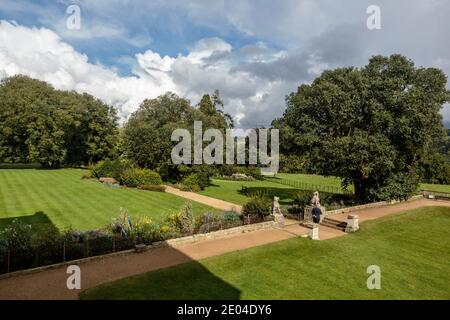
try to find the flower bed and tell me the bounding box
[0,202,270,275]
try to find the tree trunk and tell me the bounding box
[353,179,367,202]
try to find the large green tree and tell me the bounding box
[275,55,449,201]
[0,75,118,167]
[122,91,232,172]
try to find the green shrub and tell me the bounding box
[31,225,62,266]
[121,168,162,187]
[91,159,132,182]
[181,173,201,192]
[242,196,272,217]
[61,229,86,261]
[220,211,242,228]
[166,202,195,235]
[83,231,114,256]
[178,202,194,235]
[367,171,419,202]
[0,219,34,272]
[137,184,166,192]
[235,166,263,180]
[292,191,312,208]
[125,216,156,245]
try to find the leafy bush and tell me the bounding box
[367,171,419,201]
[83,230,114,256]
[0,219,34,272]
[91,159,132,182]
[292,191,312,208]
[220,211,242,229]
[137,184,166,192]
[242,196,272,217]
[107,208,133,236]
[292,190,354,211]
[178,165,212,190]
[418,151,450,184]
[181,173,201,192]
[61,229,86,261]
[234,166,263,180]
[196,211,243,234]
[31,224,62,266]
[121,168,162,187]
[166,202,195,235]
[179,202,194,235]
[279,154,308,173]
[130,217,160,244]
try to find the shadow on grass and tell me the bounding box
[0,211,57,232]
[238,186,301,205]
[80,246,241,300]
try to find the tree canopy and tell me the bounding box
[122,91,232,171]
[275,54,450,201]
[0,75,118,167]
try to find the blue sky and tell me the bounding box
[0,0,264,75]
[0,0,449,127]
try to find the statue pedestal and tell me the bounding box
[345,214,359,233]
[305,222,319,240]
[273,213,284,228]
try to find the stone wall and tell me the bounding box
[326,195,423,216]
[158,221,278,247]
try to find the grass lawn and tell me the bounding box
[0,169,216,231]
[274,173,349,189]
[81,206,450,300]
[273,173,450,195]
[200,173,354,206]
[200,179,295,205]
[419,183,450,193]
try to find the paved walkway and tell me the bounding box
[165,186,242,213]
[0,198,449,300]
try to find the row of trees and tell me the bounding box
[0,76,118,167]
[0,54,449,201]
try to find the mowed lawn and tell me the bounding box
[273,173,449,195]
[420,183,450,193]
[0,169,216,230]
[200,173,353,206]
[81,206,450,300]
[275,173,348,189]
[200,179,295,205]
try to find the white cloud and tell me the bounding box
[0,21,168,119]
[0,20,320,127]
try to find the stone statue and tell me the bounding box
[310,191,321,207]
[272,196,284,227]
[272,196,282,215]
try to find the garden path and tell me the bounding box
[164,186,243,213]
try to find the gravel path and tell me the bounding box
[0,198,448,300]
[165,186,242,212]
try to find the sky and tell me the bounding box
[0,0,449,129]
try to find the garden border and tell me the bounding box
[0,220,277,280]
[1,194,439,281]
